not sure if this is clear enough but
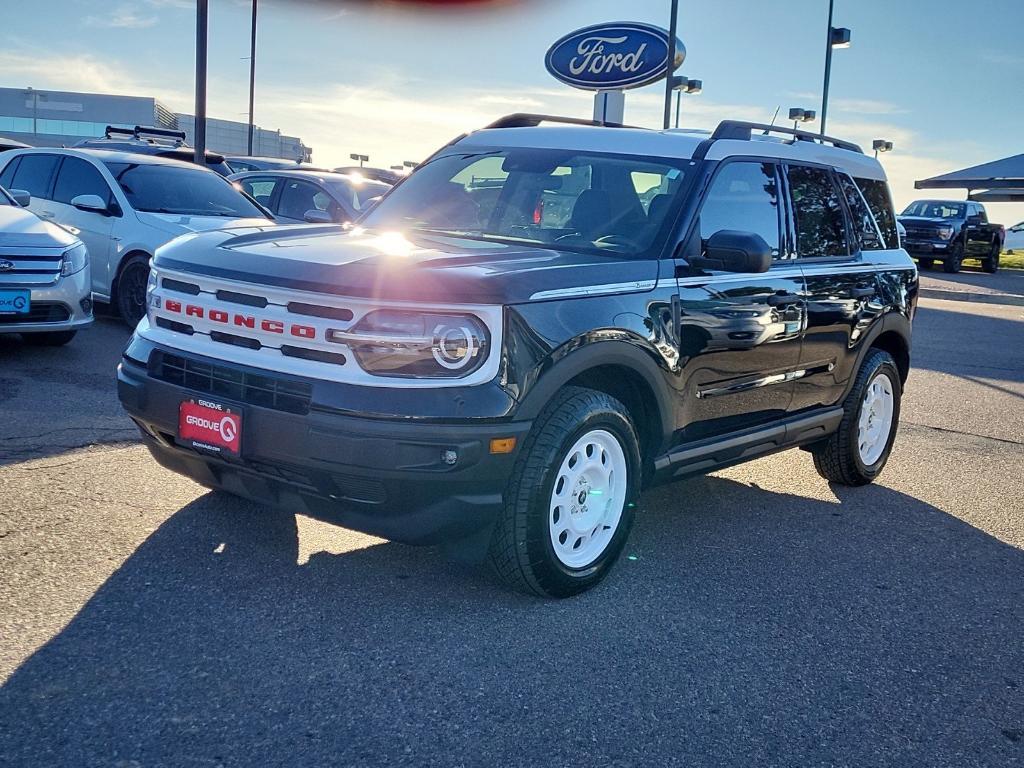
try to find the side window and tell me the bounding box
[974,205,988,223]
[855,178,898,249]
[698,161,781,258]
[238,177,276,209]
[277,180,324,220]
[0,156,21,190]
[10,154,60,200]
[787,165,849,258]
[837,173,883,251]
[53,157,113,205]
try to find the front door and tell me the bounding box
[46,157,116,295]
[675,160,806,440]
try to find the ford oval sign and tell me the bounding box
[545,22,684,91]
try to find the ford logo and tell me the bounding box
[0,260,14,272]
[545,22,685,91]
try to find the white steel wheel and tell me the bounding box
[548,429,628,569]
[857,371,895,466]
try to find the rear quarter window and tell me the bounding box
[855,178,899,249]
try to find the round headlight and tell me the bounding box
[432,321,481,369]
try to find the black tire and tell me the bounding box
[115,255,151,327]
[918,258,933,270]
[488,386,641,598]
[982,242,1001,274]
[942,242,964,273]
[812,349,902,486]
[23,330,76,346]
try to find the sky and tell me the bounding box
[4,0,1024,223]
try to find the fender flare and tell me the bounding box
[839,310,912,402]
[513,337,677,445]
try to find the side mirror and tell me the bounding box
[691,230,772,274]
[9,189,30,207]
[303,209,333,224]
[70,194,109,214]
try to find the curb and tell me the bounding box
[919,288,1024,307]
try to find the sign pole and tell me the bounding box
[247,0,257,156]
[663,0,679,129]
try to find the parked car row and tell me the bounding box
[0,142,400,343]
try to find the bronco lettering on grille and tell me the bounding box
[164,300,317,339]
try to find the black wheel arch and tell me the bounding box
[840,311,911,403]
[513,337,677,466]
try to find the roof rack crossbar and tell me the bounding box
[103,124,187,144]
[485,113,637,130]
[711,120,863,154]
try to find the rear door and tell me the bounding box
[787,164,883,412]
[966,203,993,256]
[674,159,806,440]
[49,156,116,295]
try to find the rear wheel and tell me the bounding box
[115,255,151,328]
[488,386,640,598]
[942,242,964,273]
[982,242,1001,273]
[812,349,902,486]
[23,330,76,346]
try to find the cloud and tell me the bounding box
[85,5,159,29]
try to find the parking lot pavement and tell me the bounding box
[1,298,1022,767]
[919,266,1024,306]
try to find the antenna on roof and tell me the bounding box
[764,106,781,135]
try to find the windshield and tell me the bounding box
[327,177,391,212]
[103,161,269,218]
[902,201,965,219]
[360,148,687,256]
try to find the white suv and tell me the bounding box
[0,149,275,326]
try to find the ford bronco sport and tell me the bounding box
[118,114,917,597]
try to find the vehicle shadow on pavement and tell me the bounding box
[2,477,1022,766]
[912,304,1024,384]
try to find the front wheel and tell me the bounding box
[942,242,964,273]
[116,255,151,328]
[488,387,641,598]
[983,243,1001,274]
[812,349,902,486]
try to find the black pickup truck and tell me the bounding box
[898,199,1004,273]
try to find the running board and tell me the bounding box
[652,407,844,480]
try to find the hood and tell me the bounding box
[897,215,960,227]
[0,205,78,249]
[153,225,660,304]
[135,211,275,237]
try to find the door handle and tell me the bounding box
[767,292,802,306]
[851,287,876,299]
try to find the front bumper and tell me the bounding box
[117,345,531,545]
[903,241,949,255]
[0,270,93,334]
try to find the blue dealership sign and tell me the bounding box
[545,22,685,91]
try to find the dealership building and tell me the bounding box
[0,87,312,161]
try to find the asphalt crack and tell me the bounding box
[903,420,1023,447]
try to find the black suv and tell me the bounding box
[75,125,234,177]
[118,115,917,597]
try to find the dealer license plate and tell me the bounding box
[0,289,30,314]
[178,399,242,457]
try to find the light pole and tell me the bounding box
[247,0,257,156]
[350,153,369,168]
[670,77,702,128]
[789,107,817,131]
[872,139,893,159]
[662,0,680,129]
[820,0,851,136]
[194,0,209,163]
[24,88,47,139]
